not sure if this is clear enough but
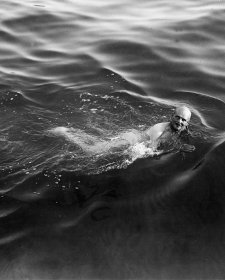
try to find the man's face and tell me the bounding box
[171,108,191,132]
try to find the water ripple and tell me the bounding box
[0,0,225,278]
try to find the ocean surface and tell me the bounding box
[1,0,225,279]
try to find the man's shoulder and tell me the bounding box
[152,122,169,130]
[145,122,169,141]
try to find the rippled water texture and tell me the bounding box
[1,0,225,279]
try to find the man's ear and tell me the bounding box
[185,124,190,134]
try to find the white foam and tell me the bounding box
[49,126,161,171]
[127,142,160,162]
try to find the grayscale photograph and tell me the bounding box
[0,0,225,279]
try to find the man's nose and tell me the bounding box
[178,118,183,124]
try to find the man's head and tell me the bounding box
[170,106,191,132]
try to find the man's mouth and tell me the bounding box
[175,122,182,129]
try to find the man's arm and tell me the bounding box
[179,129,195,153]
[180,144,195,152]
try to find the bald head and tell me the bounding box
[175,106,191,122]
[171,106,191,132]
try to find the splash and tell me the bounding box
[48,126,162,173]
[49,126,145,154]
[128,142,161,160]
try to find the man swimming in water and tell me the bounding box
[144,106,195,152]
[50,105,195,155]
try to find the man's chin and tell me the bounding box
[172,124,181,131]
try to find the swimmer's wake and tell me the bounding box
[48,126,161,172]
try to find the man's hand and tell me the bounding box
[180,144,195,153]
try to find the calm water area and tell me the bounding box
[1,0,225,279]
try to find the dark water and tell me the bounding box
[1,0,225,279]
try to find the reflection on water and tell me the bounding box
[1,0,225,279]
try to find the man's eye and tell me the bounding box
[175,116,187,122]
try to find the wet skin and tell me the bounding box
[170,107,191,133]
[145,106,195,153]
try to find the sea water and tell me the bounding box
[0,0,225,279]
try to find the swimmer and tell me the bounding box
[50,106,195,155]
[144,106,195,152]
